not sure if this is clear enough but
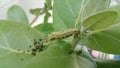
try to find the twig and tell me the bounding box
[30,15,39,25]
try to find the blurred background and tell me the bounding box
[0,0,119,26]
[0,0,46,26]
[0,0,120,60]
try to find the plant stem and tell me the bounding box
[71,34,81,49]
[30,15,39,25]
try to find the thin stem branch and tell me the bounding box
[30,15,39,25]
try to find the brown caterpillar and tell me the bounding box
[45,28,80,42]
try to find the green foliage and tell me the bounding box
[25,41,96,68]
[0,20,44,68]
[30,8,45,16]
[82,23,120,54]
[34,3,54,35]
[81,0,110,20]
[53,0,86,30]
[34,23,54,35]
[7,5,29,24]
[1,0,120,68]
[81,11,118,32]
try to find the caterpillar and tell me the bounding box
[45,28,80,42]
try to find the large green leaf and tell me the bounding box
[82,23,120,54]
[81,11,118,32]
[0,20,44,68]
[53,0,86,31]
[7,5,29,24]
[81,0,110,20]
[24,41,96,68]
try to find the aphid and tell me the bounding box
[27,50,30,52]
[31,52,36,56]
[32,48,37,52]
[38,48,43,52]
[17,49,20,51]
[29,45,32,48]
[21,58,24,61]
[34,41,37,45]
[39,39,42,41]
[37,42,40,44]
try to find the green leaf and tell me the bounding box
[81,11,118,32]
[108,4,120,23]
[30,8,45,16]
[24,41,96,68]
[0,20,44,68]
[81,0,110,20]
[34,23,54,35]
[53,0,86,31]
[7,5,29,24]
[0,53,32,68]
[96,59,120,68]
[53,11,67,31]
[82,23,120,54]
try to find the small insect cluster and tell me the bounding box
[17,38,45,56]
[18,28,80,56]
[31,39,45,55]
[45,28,80,42]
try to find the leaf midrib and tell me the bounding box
[72,54,79,68]
[100,31,120,43]
[83,12,116,32]
[0,45,31,54]
[66,0,75,18]
[90,31,120,51]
